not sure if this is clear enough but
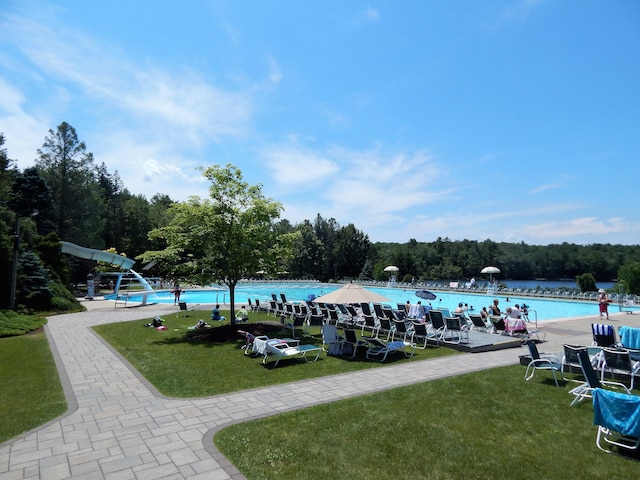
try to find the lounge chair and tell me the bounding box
[468,314,489,333]
[282,314,307,339]
[237,330,257,355]
[592,324,618,348]
[321,323,344,355]
[383,306,400,321]
[364,337,415,362]
[561,344,591,383]
[490,317,506,335]
[392,319,414,343]
[306,313,325,333]
[342,328,369,358]
[619,326,640,350]
[177,301,194,317]
[376,317,394,341]
[261,338,321,367]
[600,348,640,391]
[524,340,562,386]
[442,316,469,344]
[427,310,445,342]
[569,348,631,406]
[411,321,438,349]
[593,388,640,455]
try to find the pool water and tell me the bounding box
[118,283,638,322]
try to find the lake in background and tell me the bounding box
[500,279,617,290]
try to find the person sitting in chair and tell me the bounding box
[505,307,527,335]
[211,304,226,322]
[236,306,249,323]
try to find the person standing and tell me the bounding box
[598,289,610,320]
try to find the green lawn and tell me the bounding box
[216,365,640,480]
[3,309,639,480]
[93,309,457,397]
[0,331,67,443]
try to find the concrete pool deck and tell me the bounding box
[0,298,638,479]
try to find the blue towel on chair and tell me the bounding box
[620,326,640,350]
[593,388,640,438]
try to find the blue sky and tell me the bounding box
[1,0,639,245]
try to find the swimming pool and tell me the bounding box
[118,282,639,321]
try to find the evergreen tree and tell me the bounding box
[36,122,105,247]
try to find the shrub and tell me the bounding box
[0,310,47,337]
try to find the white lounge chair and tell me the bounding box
[263,339,322,367]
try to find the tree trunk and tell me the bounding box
[228,279,236,325]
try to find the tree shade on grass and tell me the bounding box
[93,310,455,397]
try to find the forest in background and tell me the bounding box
[2,122,640,311]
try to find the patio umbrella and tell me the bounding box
[481,266,500,281]
[416,290,436,301]
[313,284,390,304]
[383,265,400,273]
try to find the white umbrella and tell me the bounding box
[481,266,500,281]
[313,284,390,304]
[383,265,399,272]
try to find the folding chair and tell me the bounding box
[282,314,306,339]
[411,321,439,349]
[600,348,640,391]
[177,301,194,317]
[569,348,631,406]
[592,324,618,348]
[364,337,415,362]
[342,328,369,358]
[468,314,489,333]
[524,340,562,386]
[321,323,344,355]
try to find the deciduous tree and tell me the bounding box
[140,164,282,323]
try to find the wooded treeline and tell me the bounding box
[2,122,639,310]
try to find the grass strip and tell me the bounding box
[0,331,67,443]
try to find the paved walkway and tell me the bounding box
[0,299,637,479]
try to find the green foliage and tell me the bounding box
[359,259,373,279]
[0,310,47,337]
[16,251,52,310]
[36,121,105,248]
[618,262,640,295]
[48,281,83,312]
[576,272,597,292]
[140,165,283,322]
[0,331,66,442]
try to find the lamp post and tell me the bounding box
[9,210,38,310]
[9,214,20,310]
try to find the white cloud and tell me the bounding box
[494,0,544,27]
[267,55,283,85]
[0,78,52,166]
[528,182,565,195]
[262,143,341,188]
[2,6,253,141]
[519,217,634,240]
[1,4,254,197]
[364,6,380,22]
